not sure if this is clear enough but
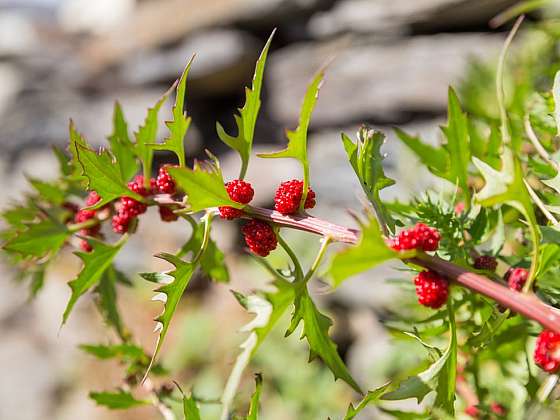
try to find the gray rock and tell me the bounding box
[309,0,518,38]
[267,34,503,126]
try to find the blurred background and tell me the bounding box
[0,1,558,419]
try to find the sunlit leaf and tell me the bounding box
[89,390,149,409]
[3,218,69,259]
[107,102,138,181]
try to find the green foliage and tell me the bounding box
[183,393,202,420]
[246,373,263,420]
[108,102,138,181]
[3,218,70,259]
[344,383,392,420]
[217,31,274,179]
[89,390,149,409]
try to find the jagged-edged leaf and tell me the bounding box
[147,253,195,374]
[327,216,399,287]
[29,268,45,299]
[69,122,143,207]
[28,177,66,205]
[183,393,201,420]
[89,390,149,409]
[342,127,396,233]
[168,161,241,213]
[152,57,194,167]
[179,221,229,283]
[62,238,126,325]
[433,306,457,413]
[134,91,169,187]
[286,287,362,394]
[217,31,274,179]
[3,218,70,258]
[258,69,324,210]
[52,145,73,176]
[394,128,448,176]
[108,102,138,182]
[94,266,128,340]
[221,280,293,419]
[80,343,145,361]
[440,88,470,201]
[246,373,263,420]
[2,204,38,230]
[344,382,392,420]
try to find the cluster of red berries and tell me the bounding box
[413,270,449,309]
[218,179,316,256]
[504,267,528,292]
[74,191,103,252]
[465,402,506,418]
[390,223,440,252]
[473,255,497,272]
[534,330,560,373]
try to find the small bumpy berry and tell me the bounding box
[156,166,177,195]
[112,176,154,234]
[159,206,178,222]
[241,219,277,257]
[465,405,479,418]
[390,223,441,252]
[413,270,449,309]
[218,179,254,220]
[473,255,497,272]
[534,330,560,373]
[505,267,528,292]
[75,191,103,252]
[490,402,506,417]
[274,179,316,215]
[85,190,102,207]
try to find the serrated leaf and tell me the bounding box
[80,343,145,361]
[327,215,398,287]
[89,390,149,409]
[69,121,143,207]
[258,69,324,210]
[134,91,169,188]
[179,221,229,283]
[394,128,448,176]
[168,161,241,213]
[286,287,362,393]
[183,393,201,420]
[146,253,195,376]
[344,382,392,420]
[94,266,128,340]
[62,238,126,325]
[152,57,194,167]
[3,218,70,259]
[246,373,263,420]
[217,31,274,179]
[108,102,138,181]
[342,127,396,233]
[28,177,66,205]
[221,280,293,419]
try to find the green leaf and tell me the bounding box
[258,68,324,210]
[167,160,241,213]
[28,177,66,205]
[69,121,143,207]
[178,221,229,283]
[433,304,457,414]
[246,373,263,420]
[62,238,126,325]
[394,128,448,176]
[79,343,145,361]
[94,266,128,340]
[107,102,138,182]
[152,57,194,167]
[344,382,392,420]
[183,393,201,420]
[221,280,293,419]
[146,253,195,375]
[217,31,274,179]
[3,218,70,259]
[286,287,362,393]
[134,91,169,188]
[327,215,398,287]
[342,127,396,233]
[89,390,149,409]
[440,88,471,202]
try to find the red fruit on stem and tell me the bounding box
[534,329,560,373]
[274,179,316,215]
[112,212,132,234]
[413,270,449,309]
[465,405,479,418]
[128,175,156,196]
[390,223,441,252]
[156,166,177,195]
[79,239,92,252]
[490,402,506,416]
[218,206,244,220]
[85,191,102,206]
[505,267,528,291]
[159,206,178,222]
[218,179,254,220]
[241,219,277,257]
[473,255,497,272]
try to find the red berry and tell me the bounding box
[120,197,147,216]
[490,402,506,416]
[159,206,178,222]
[85,191,102,206]
[112,212,132,234]
[413,270,449,309]
[391,223,440,252]
[473,255,497,272]
[79,239,92,252]
[74,208,96,223]
[274,180,316,215]
[505,267,528,292]
[128,175,156,197]
[218,206,244,220]
[156,166,177,195]
[241,219,277,257]
[534,330,560,373]
[226,179,254,204]
[465,405,479,418]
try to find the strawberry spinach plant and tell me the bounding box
[5,17,560,419]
